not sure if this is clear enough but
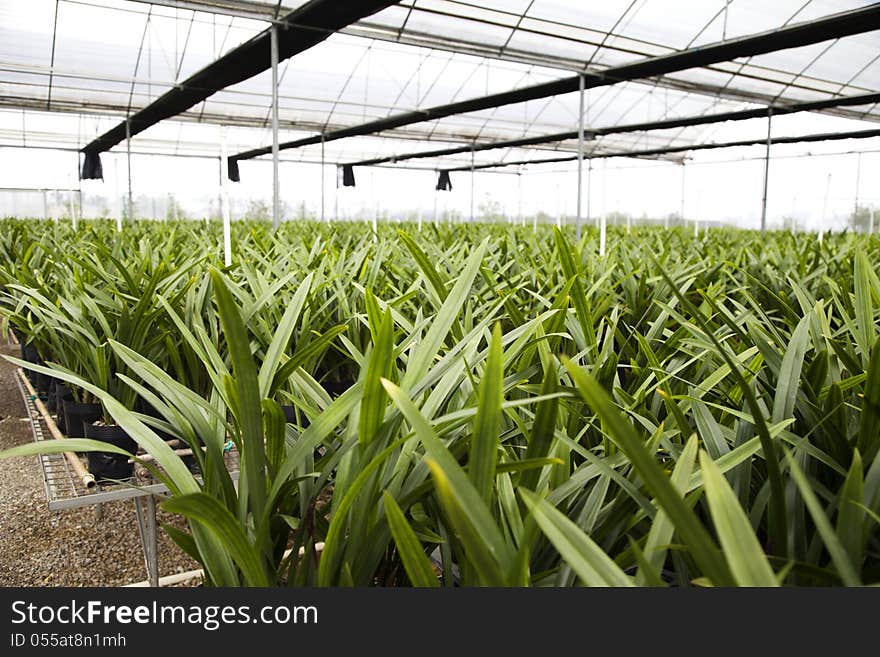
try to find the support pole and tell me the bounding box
[433,186,438,225]
[271,24,280,230]
[133,496,159,588]
[470,148,475,223]
[518,171,524,227]
[854,151,862,216]
[114,158,121,231]
[681,163,696,238]
[576,73,585,240]
[587,158,593,228]
[869,206,875,234]
[599,160,607,257]
[68,176,77,230]
[126,119,133,221]
[321,135,326,222]
[42,190,48,222]
[760,108,772,234]
[819,172,831,245]
[220,125,232,267]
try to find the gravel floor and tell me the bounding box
[0,341,198,587]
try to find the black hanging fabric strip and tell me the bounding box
[80,151,103,180]
[341,164,356,187]
[436,171,453,191]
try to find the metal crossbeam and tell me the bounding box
[440,126,880,172]
[80,0,399,160]
[344,91,880,167]
[230,4,880,168]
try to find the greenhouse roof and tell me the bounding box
[0,0,879,172]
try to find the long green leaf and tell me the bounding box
[561,358,733,586]
[470,323,504,502]
[520,488,632,587]
[383,491,440,587]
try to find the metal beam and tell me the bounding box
[92,0,880,136]
[125,0,278,22]
[344,91,880,168]
[441,127,880,172]
[231,4,880,167]
[81,0,398,160]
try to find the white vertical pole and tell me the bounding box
[760,108,772,234]
[556,183,562,229]
[114,158,121,231]
[470,148,475,223]
[126,119,133,221]
[68,184,77,230]
[518,171,524,227]
[433,186,438,225]
[220,125,232,267]
[576,73,585,240]
[869,206,875,234]
[370,169,377,237]
[599,160,607,257]
[42,190,48,221]
[587,159,593,227]
[271,24,280,229]
[819,172,831,245]
[854,152,862,216]
[682,164,695,238]
[321,136,326,222]
[212,157,219,226]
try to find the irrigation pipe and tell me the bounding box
[122,543,326,587]
[16,368,97,490]
[128,448,192,464]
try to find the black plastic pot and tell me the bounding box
[47,380,69,413]
[46,381,58,412]
[135,398,200,474]
[83,423,137,482]
[134,398,177,440]
[281,404,309,426]
[37,372,53,396]
[61,401,102,438]
[51,384,75,432]
[21,344,41,386]
[322,379,355,397]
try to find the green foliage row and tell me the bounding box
[1,218,878,586]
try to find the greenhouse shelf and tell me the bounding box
[15,367,240,585]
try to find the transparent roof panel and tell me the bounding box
[0,0,878,171]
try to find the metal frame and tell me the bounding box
[229,4,880,167]
[15,367,240,587]
[440,127,880,173]
[80,0,398,160]
[342,91,880,169]
[125,0,880,111]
